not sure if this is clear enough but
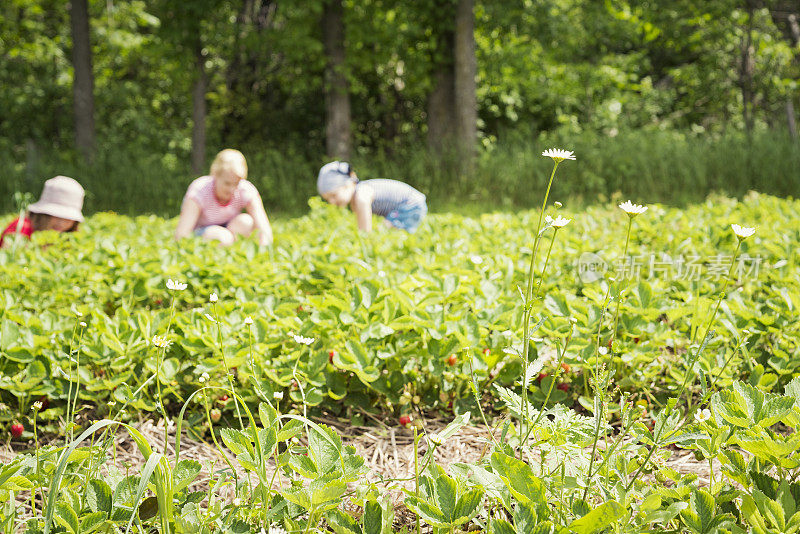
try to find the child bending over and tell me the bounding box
[1,176,85,248]
[317,161,427,233]
[175,149,273,247]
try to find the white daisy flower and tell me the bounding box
[731,224,756,241]
[199,372,210,384]
[550,215,571,228]
[428,433,444,446]
[166,279,187,291]
[32,401,42,411]
[152,335,172,349]
[244,316,254,325]
[209,292,218,303]
[470,255,484,265]
[619,200,648,217]
[598,346,608,355]
[541,148,576,162]
[291,333,315,345]
[273,391,284,400]
[204,313,217,323]
[79,322,87,328]
[695,408,712,423]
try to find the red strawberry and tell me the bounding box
[556,383,569,392]
[399,415,411,427]
[633,337,640,344]
[219,395,229,402]
[483,348,490,355]
[537,372,547,382]
[446,354,457,366]
[10,423,23,438]
[560,363,571,373]
[329,350,335,364]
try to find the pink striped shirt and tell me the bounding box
[183,175,259,228]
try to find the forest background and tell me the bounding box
[1,0,799,216]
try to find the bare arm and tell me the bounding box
[174,198,201,240]
[246,196,273,246]
[351,185,374,232]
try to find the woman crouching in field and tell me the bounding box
[0,176,85,248]
[175,149,273,247]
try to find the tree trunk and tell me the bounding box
[454,0,477,168]
[322,0,351,160]
[69,0,95,160]
[739,2,755,135]
[788,13,799,139]
[191,43,208,175]
[427,44,456,153]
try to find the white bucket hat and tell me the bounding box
[28,176,85,222]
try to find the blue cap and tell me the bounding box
[317,161,353,194]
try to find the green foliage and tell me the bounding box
[1,190,800,532]
[2,0,800,216]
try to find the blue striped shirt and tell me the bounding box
[357,179,426,217]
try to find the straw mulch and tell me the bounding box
[2,415,715,530]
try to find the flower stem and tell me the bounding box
[610,217,633,343]
[212,301,244,429]
[414,426,421,534]
[626,243,742,491]
[521,161,559,447]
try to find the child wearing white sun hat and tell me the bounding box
[1,175,85,248]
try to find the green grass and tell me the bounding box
[0,128,797,217]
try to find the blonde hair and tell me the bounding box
[210,149,248,180]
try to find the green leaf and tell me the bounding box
[220,428,254,457]
[785,377,800,409]
[680,509,702,533]
[2,475,33,491]
[491,518,515,534]
[312,478,347,507]
[308,424,342,474]
[490,452,546,506]
[54,502,79,534]
[326,509,362,534]
[363,499,384,534]
[277,418,304,443]
[569,500,624,534]
[741,493,768,532]
[87,479,112,514]
[432,465,458,522]
[404,496,448,527]
[80,511,108,533]
[289,453,318,478]
[282,486,312,509]
[452,489,484,526]
[691,489,715,533]
[173,459,201,492]
[138,496,158,521]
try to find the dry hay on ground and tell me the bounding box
[1,415,715,529]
